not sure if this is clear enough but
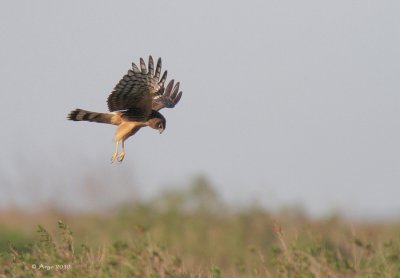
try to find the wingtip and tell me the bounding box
[148,55,154,74]
[131,62,140,73]
[159,70,168,85]
[175,91,183,104]
[165,79,174,90]
[139,57,147,73]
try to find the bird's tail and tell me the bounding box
[67,109,121,125]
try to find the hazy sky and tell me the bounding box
[0,1,399,219]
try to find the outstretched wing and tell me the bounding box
[107,56,167,114]
[152,79,183,111]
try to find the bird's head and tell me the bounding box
[148,110,166,134]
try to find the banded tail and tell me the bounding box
[67,109,121,125]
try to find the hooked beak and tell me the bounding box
[159,128,164,134]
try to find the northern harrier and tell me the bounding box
[67,56,182,162]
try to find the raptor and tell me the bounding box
[67,56,182,162]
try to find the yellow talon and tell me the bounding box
[111,141,119,163]
[118,151,125,162]
[117,140,125,162]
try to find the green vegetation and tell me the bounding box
[1,177,400,277]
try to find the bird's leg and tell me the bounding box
[111,141,119,162]
[118,140,125,162]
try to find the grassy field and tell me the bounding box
[1,179,399,277]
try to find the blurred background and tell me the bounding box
[0,0,399,220]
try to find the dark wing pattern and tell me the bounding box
[107,56,168,114]
[152,79,183,111]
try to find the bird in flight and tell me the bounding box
[67,56,182,162]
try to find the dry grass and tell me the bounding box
[0,179,399,277]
